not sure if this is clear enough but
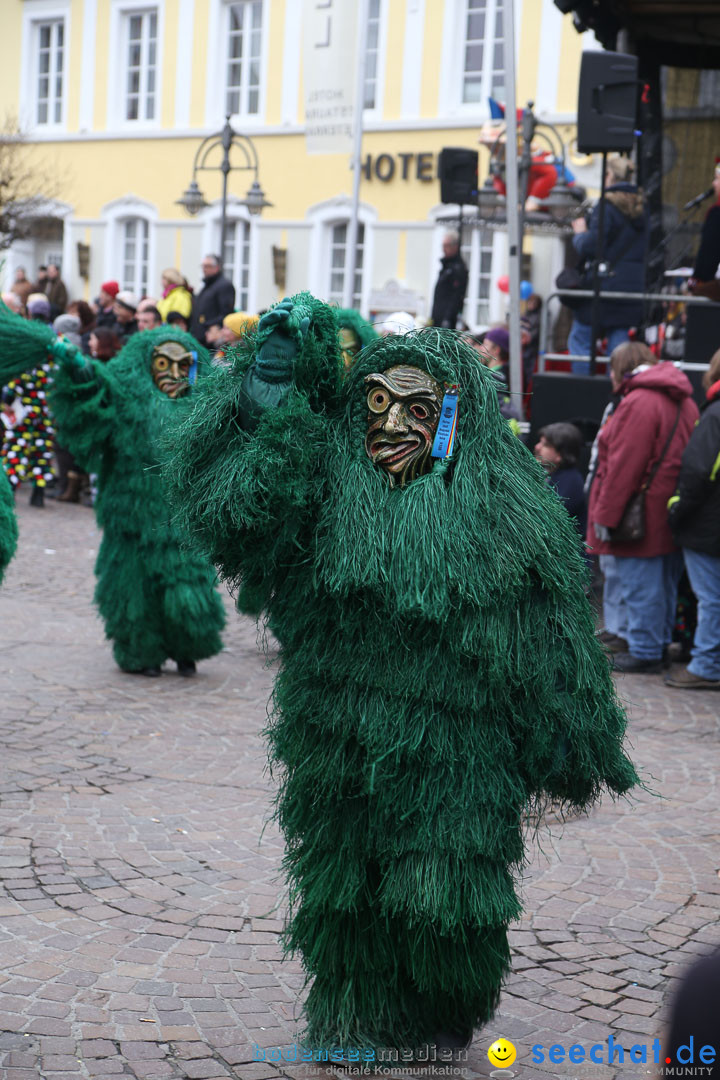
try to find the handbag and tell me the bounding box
[555,266,588,310]
[608,403,682,543]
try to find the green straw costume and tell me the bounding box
[167,294,637,1054]
[0,470,17,583]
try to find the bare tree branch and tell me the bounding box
[0,115,66,253]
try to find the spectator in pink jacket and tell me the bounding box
[587,361,699,673]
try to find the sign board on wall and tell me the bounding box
[303,0,358,155]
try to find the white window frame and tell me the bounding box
[101,196,158,298]
[460,223,496,330]
[123,9,159,123]
[200,201,258,314]
[326,221,367,309]
[107,0,164,131]
[362,0,388,119]
[120,217,151,297]
[205,0,270,127]
[438,0,507,120]
[224,0,263,119]
[19,1,71,134]
[307,198,377,318]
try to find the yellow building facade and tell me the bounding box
[1,0,594,326]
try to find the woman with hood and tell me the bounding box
[587,360,698,674]
[568,155,648,372]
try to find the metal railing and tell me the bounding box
[539,289,720,373]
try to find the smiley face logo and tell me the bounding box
[488,1038,517,1068]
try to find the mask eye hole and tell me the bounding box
[409,402,428,420]
[368,388,390,413]
[155,357,169,371]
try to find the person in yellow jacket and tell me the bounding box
[157,269,193,322]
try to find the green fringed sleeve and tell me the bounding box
[50,354,117,473]
[168,359,327,612]
[0,304,56,382]
[0,470,17,583]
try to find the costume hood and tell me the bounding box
[334,307,379,350]
[315,328,588,617]
[623,361,694,403]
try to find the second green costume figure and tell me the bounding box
[0,309,225,675]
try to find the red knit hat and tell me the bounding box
[100,280,120,298]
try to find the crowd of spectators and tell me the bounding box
[4,229,720,692]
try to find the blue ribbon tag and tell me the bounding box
[431,386,459,459]
[188,351,198,385]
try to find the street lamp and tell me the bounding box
[478,101,582,225]
[176,115,272,261]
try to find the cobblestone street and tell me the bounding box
[1,497,719,1080]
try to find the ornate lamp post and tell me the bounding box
[176,115,272,261]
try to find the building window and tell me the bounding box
[35,20,65,125]
[124,9,158,121]
[461,226,493,327]
[364,0,382,110]
[222,219,251,310]
[225,0,263,116]
[462,0,504,105]
[328,222,365,308]
[122,218,150,297]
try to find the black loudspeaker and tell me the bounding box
[577,51,638,153]
[438,147,478,205]
[529,373,613,470]
[686,305,720,368]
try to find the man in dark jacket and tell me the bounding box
[190,256,235,346]
[44,263,68,318]
[111,291,139,342]
[568,156,648,373]
[431,232,468,328]
[666,351,720,689]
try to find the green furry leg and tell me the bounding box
[160,552,226,663]
[293,899,509,1054]
[95,534,225,671]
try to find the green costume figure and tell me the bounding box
[0,315,37,582]
[334,306,378,371]
[0,307,225,676]
[167,293,637,1056]
[0,470,17,583]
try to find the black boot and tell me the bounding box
[176,660,197,677]
[29,485,44,507]
[124,666,162,677]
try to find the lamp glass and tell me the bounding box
[176,180,208,216]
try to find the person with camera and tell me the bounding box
[567,156,648,373]
[587,359,698,674]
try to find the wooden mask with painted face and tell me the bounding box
[151,341,193,398]
[365,365,443,487]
